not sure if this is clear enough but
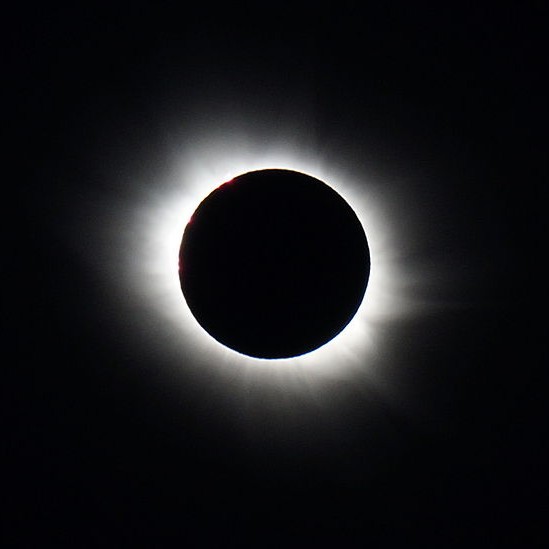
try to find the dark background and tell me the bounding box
[6,2,546,546]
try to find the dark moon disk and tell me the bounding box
[179,169,370,359]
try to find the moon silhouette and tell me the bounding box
[179,169,370,359]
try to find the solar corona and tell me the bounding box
[88,134,420,386]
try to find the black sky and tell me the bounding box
[6,3,546,547]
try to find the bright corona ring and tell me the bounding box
[97,138,414,389]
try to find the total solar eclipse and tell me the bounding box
[179,169,370,359]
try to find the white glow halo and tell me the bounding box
[79,129,430,393]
